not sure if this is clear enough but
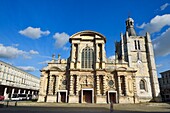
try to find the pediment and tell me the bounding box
[117,67,127,71]
[69,30,106,42]
[49,66,62,71]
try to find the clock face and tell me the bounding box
[137,60,142,64]
[108,80,114,86]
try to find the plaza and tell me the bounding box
[0,101,170,112]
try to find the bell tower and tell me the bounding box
[118,17,161,102]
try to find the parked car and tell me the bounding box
[0,95,5,101]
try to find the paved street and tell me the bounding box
[0,101,170,113]
[0,106,143,113]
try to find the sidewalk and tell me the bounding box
[0,101,170,112]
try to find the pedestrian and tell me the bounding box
[110,101,113,113]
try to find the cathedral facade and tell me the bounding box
[38,18,161,103]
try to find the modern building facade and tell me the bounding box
[38,18,161,103]
[0,60,40,100]
[159,70,170,102]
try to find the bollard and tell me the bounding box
[6,100,9,107]
[15,101,17,106]
[110,101,113,113]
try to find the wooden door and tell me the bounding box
[60,92,66,103]
[83,90,92,103]
[109,93,116,103]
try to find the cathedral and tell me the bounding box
[38,18,161,103]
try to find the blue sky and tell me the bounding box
[0,0,170,78]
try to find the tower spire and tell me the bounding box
[125,17,137,36]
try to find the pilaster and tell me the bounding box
[96,75,100,95]
[95,43,99,69]
[77,43,80,69]
[55,75,59,94]
[48,75,53,95]
[102,43,105,62]
[124,76,127,96]
[118,76,121,96]
[103,75,106,95]
[76,75,79,95]
[69,75,73,95]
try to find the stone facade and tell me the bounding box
[38,18,161,103]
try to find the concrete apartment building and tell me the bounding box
[0,60,40,100]
[159,70,170,102]
[38,18,161,103]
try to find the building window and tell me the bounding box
[81,47,94,69]
[120,76,126,95]
[140,80,146,90]
[134,40,137,50]
[138,40,140,50]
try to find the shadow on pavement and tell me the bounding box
[0,106,146,113]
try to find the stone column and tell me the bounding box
[69,75,73,95]
[39,75,44,95]
[96,75,100,95]
[11,88,15,98]
[71,44,74,62]
[55,76,59,95]
[32,91,34,95]
[95,44,99,69]
[124,76,127,96]
[23,90,26,94]
[18,89,21,94]
[77,44,80,62]
[48,75,53,95]
[3,87,7,96]
[118,76,121,96]
[28,91,30,94]
[102,44,105,62]
[103,75,106,95]
[77,44,80,69]
[44,76,48,95]
[76,75,79,95]
[132,74,137,103]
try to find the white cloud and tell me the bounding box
[17,66,37,72]
[156,64,163,68]
[108,55,115,60]
[63,46,69,51]
[29,50,39,55]
[19,26,50,39]
[53,32,70,48]
[0,44,26,58]
[0,44,40,59]
[38,60,51,64]
[136,23,146,29]
[160,3,169,11]
[23,54,32,59]
[153,27,170,56]
[137,14,170,35]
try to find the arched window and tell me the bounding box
[140,80,146,90]
[81,47,94,69]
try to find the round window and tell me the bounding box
[62,80,66,85]
[108,80,114,86]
